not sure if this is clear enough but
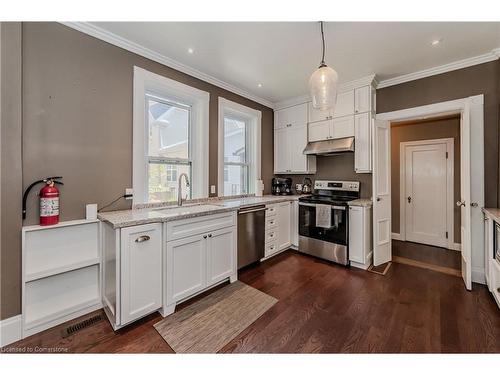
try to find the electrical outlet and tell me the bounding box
[125,188,133,200]
[210,185,216,194]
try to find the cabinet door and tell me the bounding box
[354,86,371,114]
[206,226,236,286]
[484,216,492,288]
[291,201,299,247]
[275,103,307,129]
[333,90,355,118]
[354,112,372,173]
[330,115,355,139]
[166,235,207,305]
[289,125,308,172]
[120,223,162,325]
[277,202,292,250]
[348,206,364,263]
[308,120,331,142]
[274,127,290,173]
[308,101,332,123]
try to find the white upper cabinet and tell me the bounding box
[308,102,331,123]
[274,103,316,174]
[354,112,372,173]
[354,86,371,114]
[308,120,331,142]
[275,103,307,129]
[308,116,354,142]
[308,90,355,123]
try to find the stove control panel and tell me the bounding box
[314,180,360,192]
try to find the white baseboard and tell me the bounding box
[391,232,402,240]
[451,243,461,251]
[0,315,22,347]
[472,267,486,285]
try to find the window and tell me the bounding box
[133,67,209,204]
[147,95,191,202]
[218,98,261,197]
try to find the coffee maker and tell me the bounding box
[271,177,293,195]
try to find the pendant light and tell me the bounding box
[309,21,339,111]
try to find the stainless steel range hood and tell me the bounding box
[303,137,355,155]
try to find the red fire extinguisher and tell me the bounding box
[40,180,60,226]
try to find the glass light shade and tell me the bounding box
[309,65,339,111]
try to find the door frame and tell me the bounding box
[399,138,454,250]
[376,95,485,288]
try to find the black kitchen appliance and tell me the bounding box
[298,180,360,266]
[272,177,293,195]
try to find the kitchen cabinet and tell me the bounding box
[275,103,307,129]
[277,201,292,251]
[354,112,372,173]
[307,115,354,142]
[274,104,316,174]
[308,90,354,123]
[164,212,237,315]
[484,214,492,289]
[102,222,163,329]
[348,205,373,269]
[354,86,371,114]
[291,200,299,247]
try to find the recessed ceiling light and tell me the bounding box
[187,48,194,54]
[257,83,263,88]
[431,38,443,46]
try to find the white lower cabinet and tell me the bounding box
[263,200,295,259]
[102,222,163,329]
[277,201,292,250]
[164,212,237,316]
[291,200,299,247]
[348,205,373,269]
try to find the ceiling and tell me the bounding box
[91,22,500,105]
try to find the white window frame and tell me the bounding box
[133,66,209,204]
[218,97,261,196]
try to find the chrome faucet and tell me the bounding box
[177,173,190,206]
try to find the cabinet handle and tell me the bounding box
[208,234,212,238]
[135,235,150,243]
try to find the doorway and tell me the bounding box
[373,95,485,290]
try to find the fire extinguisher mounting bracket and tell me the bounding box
[22,176,64,220]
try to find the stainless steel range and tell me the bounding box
[298,180,360,265]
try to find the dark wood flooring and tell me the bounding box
[5,250,499,353]
[393,240,462,270]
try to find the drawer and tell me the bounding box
[265,229,278,243]
[265,216,278,229]
[265,241,279,258]
[166,212,236,242]
[266,204,277,217]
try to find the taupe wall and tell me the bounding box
[377,60,500,208]
[284,154,373,198]
[391,116,461,243]
[1,23,23,320]
[0,22,274,320]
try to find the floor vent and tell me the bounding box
[62,313,103,338]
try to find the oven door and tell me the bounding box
[299,202,348,245]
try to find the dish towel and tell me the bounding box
[315,204,332,229]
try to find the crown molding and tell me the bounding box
[274,74,378,111]
[60,22,275,109]
[378,48,500,89]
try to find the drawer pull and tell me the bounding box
[208,234,212,238]
[135,235,150,243]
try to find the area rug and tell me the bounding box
[154,281,277,353]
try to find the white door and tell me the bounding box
[373,120,392,265]
[289,125,308,172]
[166,234,207,304]
[120,223,162,324]
[277,201,292,250]
[206,226,236,286]
[404,142,448,247]
[274,127,290,173]
[459,109,472,290]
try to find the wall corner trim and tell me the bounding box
[0,314,22,347]
[60,22,275,109]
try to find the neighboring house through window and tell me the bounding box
[133,67,209,204]
[218,98,261,196]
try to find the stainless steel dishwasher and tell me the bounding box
[237,205,266,269]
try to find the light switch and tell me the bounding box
[210,185,216,194]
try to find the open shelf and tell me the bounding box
[26,258,100,282]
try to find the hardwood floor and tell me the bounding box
[4,251,499,353]
[393,239,461,270]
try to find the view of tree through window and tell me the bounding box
[223,116,249,196]
[147,95,191,202]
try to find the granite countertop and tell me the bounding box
[482,207,500,223]
[98,195,300,229]
[348,198,373,207]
